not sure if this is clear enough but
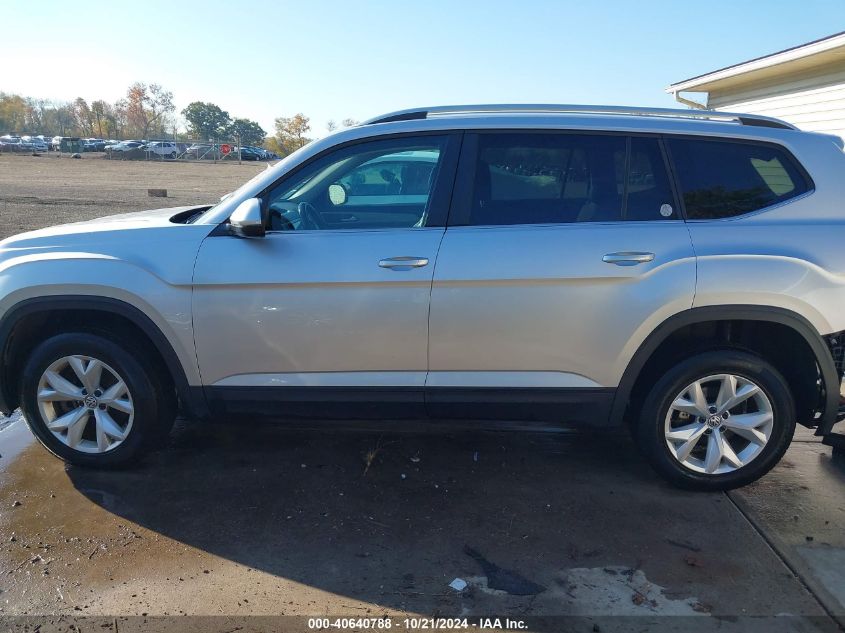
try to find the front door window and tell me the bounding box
[266,137,449,231]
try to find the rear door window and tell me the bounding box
[625,137,677,221]
[666,138,811,219]
[462,133,676,226]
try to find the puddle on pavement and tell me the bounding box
[0,416,33,471]
[459,562,706,616]
[551,566,706,615]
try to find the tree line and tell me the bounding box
[0,83,176,141]
[0,83,360,156]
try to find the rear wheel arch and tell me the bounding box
[0,296,208,419]
[612,306,839,433]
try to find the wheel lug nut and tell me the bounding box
[708,406,717,414]
[99,404,106,410]
[81,389,87,396]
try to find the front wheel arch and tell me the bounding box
[0,296,208,419]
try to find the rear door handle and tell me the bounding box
[379,256,429,270]
[602,252,655,266]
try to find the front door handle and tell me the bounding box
[379,256,429,270]
[602,252,655,266]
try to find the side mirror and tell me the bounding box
[229,198,265,238]
[328,183,348,206]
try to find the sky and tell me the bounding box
[3,0,844,138]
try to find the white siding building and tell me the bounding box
[667,32,845,143]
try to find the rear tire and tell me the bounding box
[635,350,795,491]
[20,332,176,467]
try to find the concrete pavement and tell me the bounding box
[0,417,843,632]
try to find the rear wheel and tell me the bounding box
[635,350,795,490]
[20,332,175,467]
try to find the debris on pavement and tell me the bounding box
[666,538,701,552]
[448,578,467,592]
[684,555,703,568]
[464,546,545,595]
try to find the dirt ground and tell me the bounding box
[0,153,844,632]
[0,153,265,239]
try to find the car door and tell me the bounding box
[427,131,697,423]
[192,133,460,418]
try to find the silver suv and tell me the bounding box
[3,104,845,490]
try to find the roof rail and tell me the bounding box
[363,104,797,130]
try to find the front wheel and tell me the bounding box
[635,350,796,491]
[20,332,175,467]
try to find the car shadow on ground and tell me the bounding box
[34,417,829,627]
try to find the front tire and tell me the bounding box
[20,332,175,467]
[635,350,795,491]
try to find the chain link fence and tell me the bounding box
[105,138,276,163]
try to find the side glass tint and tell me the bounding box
[265,136,448,231]
[667,138,810,219]
[624,137,676,221]
[465,133,676,226]
[470,133,625,225]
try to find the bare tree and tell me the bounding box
[91,100,109,137]
[73,98,95,136]
[125,82,174,138]
[55,103,75,135]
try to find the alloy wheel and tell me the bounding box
[664,373,773,475]
[36,355,134,454]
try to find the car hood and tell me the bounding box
[0,206,218,287]
[0,206,212,250]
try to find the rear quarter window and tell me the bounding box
[667,137,811,219]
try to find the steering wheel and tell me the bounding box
[269,209,295,232]
[297,202,324,230]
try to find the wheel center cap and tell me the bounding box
[83,395,98,409]
[706,414,722,429]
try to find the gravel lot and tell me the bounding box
[0,153,265,239]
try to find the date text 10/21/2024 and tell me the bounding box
[307,618,529,630]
